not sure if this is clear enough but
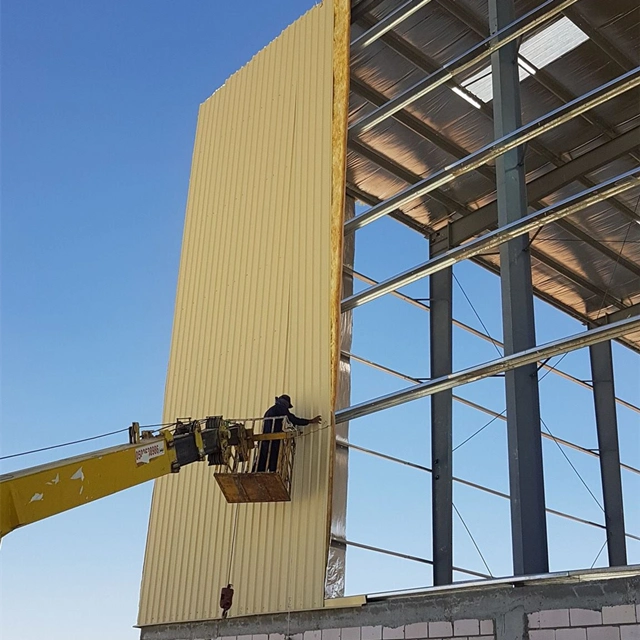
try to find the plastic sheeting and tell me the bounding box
[325,197,355,599]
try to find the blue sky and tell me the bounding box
[1,1,638,638]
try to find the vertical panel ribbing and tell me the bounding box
[138,0,342,624]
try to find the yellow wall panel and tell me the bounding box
[138,0,348,625]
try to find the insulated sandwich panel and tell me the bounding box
[138,0,349,624]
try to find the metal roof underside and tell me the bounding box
[347,0,640,353]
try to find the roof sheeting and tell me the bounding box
[348,0,640,350]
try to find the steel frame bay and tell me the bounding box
[342,0,638,587]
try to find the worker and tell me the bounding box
[255,395,321,472]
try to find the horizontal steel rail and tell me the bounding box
[340,439,640,543]
[344,273,640,416]
[345,69,640,234]
[350,0,434,55]
[343,170,640,310]
[335,315,640,423]
[343,349,640,475]
[330,536,491,579]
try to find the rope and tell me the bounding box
[452,348,571,453]
[452,411,506,452]
[538,352,569,382]
[226,503,241,586]
[296,421,332,438]
[1,427,129,461]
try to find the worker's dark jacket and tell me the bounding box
[255,400,310,472]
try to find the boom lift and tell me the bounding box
[0,416,298,539]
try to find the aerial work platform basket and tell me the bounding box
[207,416,297,504]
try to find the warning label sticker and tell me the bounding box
[135,441,165,465]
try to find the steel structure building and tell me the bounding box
[339,0,639,589]
[139,0,639,633]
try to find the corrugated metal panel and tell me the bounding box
[138,0,348,624]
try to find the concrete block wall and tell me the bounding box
[139,569,639,640]
[527,605,640,640]
[216,618,496,640]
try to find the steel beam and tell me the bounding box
[429,234,453,585]
[346,268,640,414]
[330,537,491,579]
[448,127,640,246]
[352,13,496,146]
[334,315,640,424]
[342,170,640,311]
[349,129,640,298]
[600,302,640,326]
[345,68,640,233]
[589,340,627,566]
[349,76,496,185]
[351,0,434,55]
[345,184,430,236]
[351,0,387,24]
[348,138,466,214]
[345,182,640,355]
[436,0,638,151]
[344,348,640,476]
[565,7,636,73]
[349,0,580,136]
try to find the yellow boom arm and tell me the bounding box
[0,430,178,539]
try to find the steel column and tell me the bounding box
[489,0,548,576]
[589,340,627,566]
[429,231,453,585]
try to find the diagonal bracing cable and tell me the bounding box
[541,418,604,512]
[452,271,503,357]
[590,538,608,569]
[453,502,494,577]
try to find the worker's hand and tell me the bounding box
[309,415,322,424]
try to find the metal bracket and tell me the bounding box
[429,225,451,256]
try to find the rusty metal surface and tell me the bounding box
[215,473,292,503]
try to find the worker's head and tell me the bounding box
[276,394,293,408]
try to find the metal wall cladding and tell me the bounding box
[138,0,346,624]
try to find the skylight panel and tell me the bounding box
[458,17,589,105]
[520,16,589,71]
